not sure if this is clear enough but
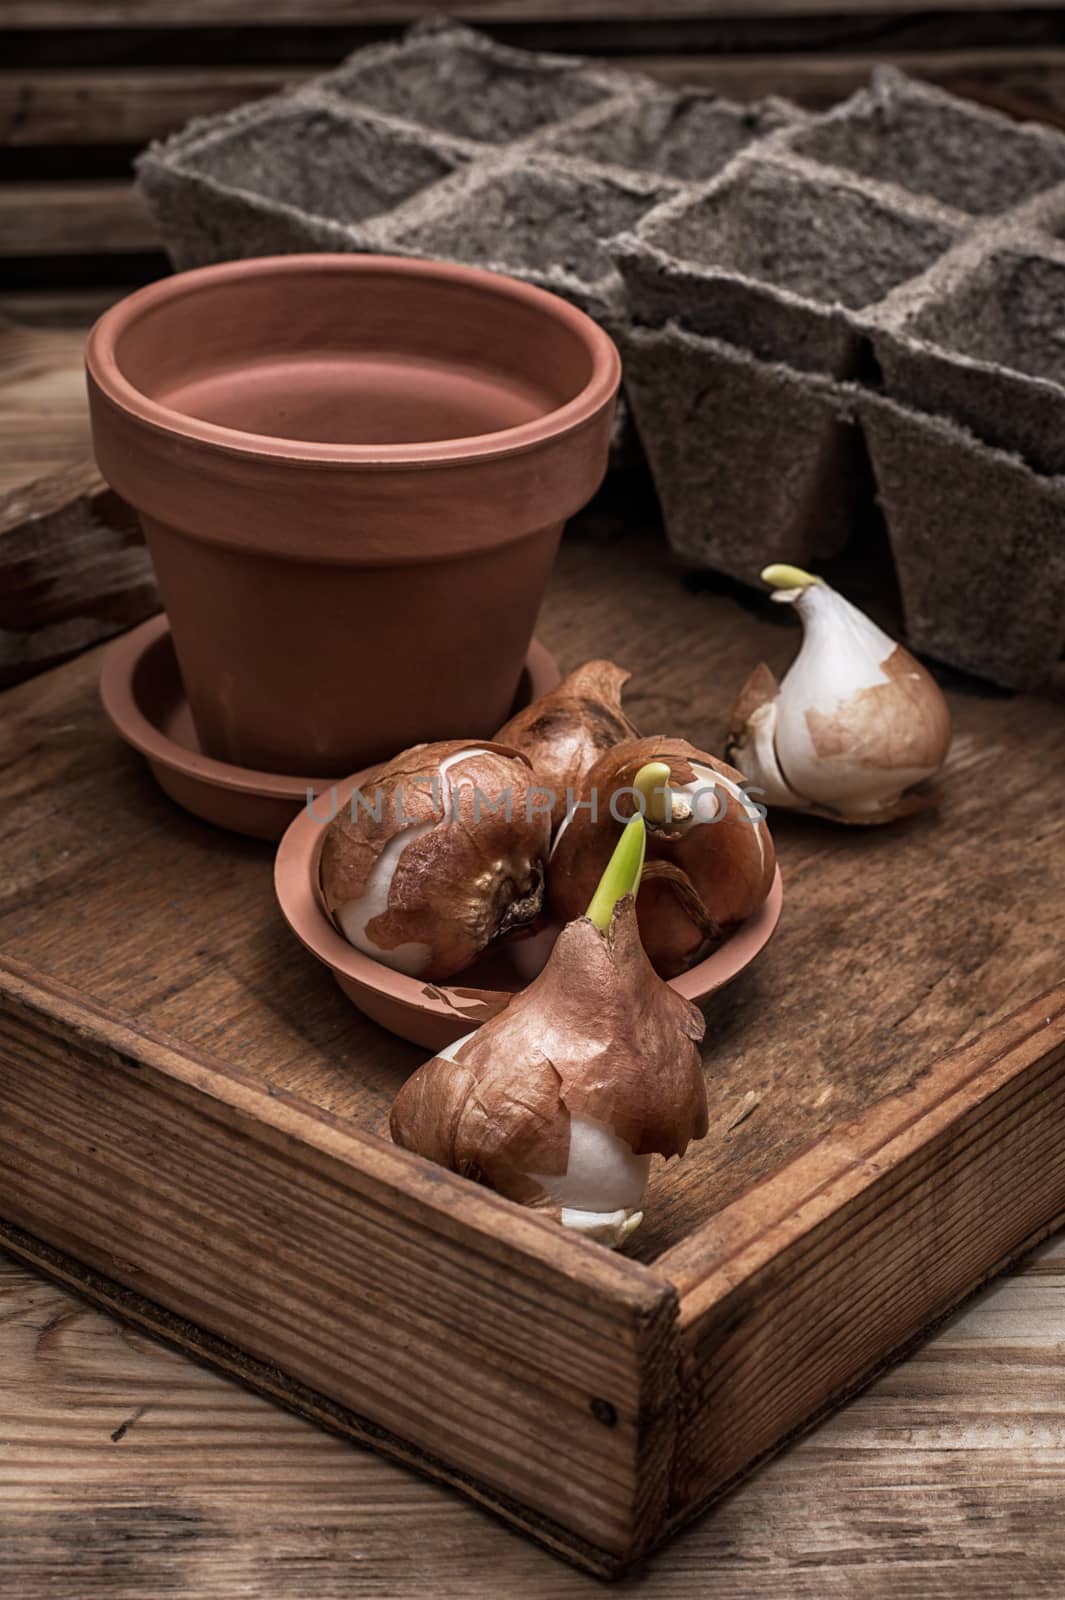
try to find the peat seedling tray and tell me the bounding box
[2,523,1064,1575]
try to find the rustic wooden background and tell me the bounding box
[4,1,1065,325]
[5,3,1065,1594]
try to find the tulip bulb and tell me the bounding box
[320,740,549,982]
[727,565,952,824]
[549,737,776,978]
[390,782,709,1248]
[494,659,640,831]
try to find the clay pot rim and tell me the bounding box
[274,765,785,1028]
[86,253,621,471]
[100,612,562,806]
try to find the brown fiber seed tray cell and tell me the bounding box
[180,98,473,229]
[860,390,1065,690]
[136,97,474,271]
[620,323,862,584]
[315,19,627,146]
[872,235,1065,478]
[373,154,679,324]
[535,87,803,185]
[3,525,1065,1577]
[613,154,964,377]
[784,66,1065,218]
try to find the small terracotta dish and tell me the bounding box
[274,771,784,1049]
[101,614,560,841]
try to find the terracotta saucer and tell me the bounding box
[100,614,561,841]
[274,771,784,1050]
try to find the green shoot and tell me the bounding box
[586,813,646,932]
[633,759,673,825]
[761,563,823,591]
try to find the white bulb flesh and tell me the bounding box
[549,807,573,859]
[337,820,434,975]
[730,700,806,811]
[426,1051,648,1249]
[336,747,491,976]
[772,586,940,813]
[529,1113,651,1214]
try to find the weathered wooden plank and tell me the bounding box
[4,0,1064,23]
[0,288,122,325]
[0,182,156,257]
[0,67,301,146]
[0,317,95,489]
[0,959,678,1574]
[0,456,156,687]
[5,50,1065,148]
[633,47,1065,122]
[663,989,1065,1529]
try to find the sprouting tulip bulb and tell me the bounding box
[390,823,709,1248]
[728,572,953,823]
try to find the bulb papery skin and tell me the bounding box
[765,584,953,817]
[320,740,550,982]
[549,738,776,978]
[494,660,640,832]
[389,898,708,1248]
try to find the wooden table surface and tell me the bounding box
[3,315,1065,1597]
[6,1241,1065,1597]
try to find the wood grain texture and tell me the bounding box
[2,506,1065,1567]
[631,48,1065,123]
[0,319,94,490]
[6,51,1065,150]
[0,183,156,257]
[665,989,1065,1524]
[0,456,157,686]
[0,961,677,1572]
[0,68,302,147]
[4,0,1063,22]
[5,1236,1065,1597]
[0,290,125,327]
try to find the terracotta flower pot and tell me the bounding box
[86,254,620,775]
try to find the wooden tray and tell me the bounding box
[2,515,1065,1577]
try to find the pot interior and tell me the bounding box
[112,260,601,447]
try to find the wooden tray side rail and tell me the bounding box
[662,989,1065,1530]
[0,957,679,1578]
[5,943,1065,1572]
